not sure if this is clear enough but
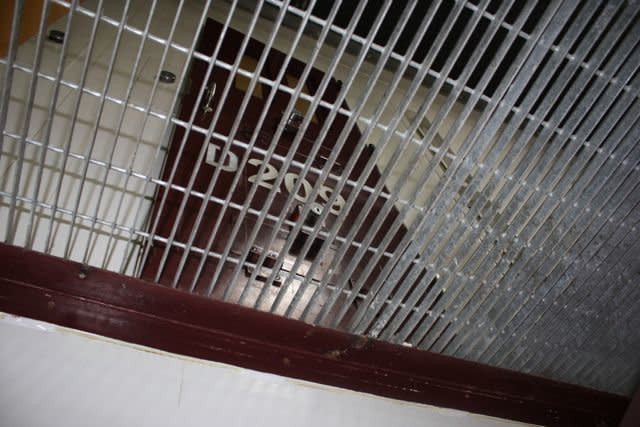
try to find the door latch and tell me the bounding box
[201,83,216,116]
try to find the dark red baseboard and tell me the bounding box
[0,243,628,426]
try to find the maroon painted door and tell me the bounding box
[141,19,406,327]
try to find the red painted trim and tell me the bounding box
[0,244,628,426]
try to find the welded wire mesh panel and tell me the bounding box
[1,0,639,396]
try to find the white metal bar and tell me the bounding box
[43,0,105,252]
[82,0,159,265]
[102,0,188,270]
[1,129,428,264]
[314,0,541,329]
[153,0,279,283]
[343,0,539,337]
[381,0,627,345]
[216,0,374,301]
[61,0,134,258]
[292,0,504,323]
[174,0,324,291]
[346,0,574,335]
[447,29,640,361]
[24,0,78,250]
[5,0,52,243]
[171,0,311,289]
[397,0,636,351]
[136,0,245,280]
[256,0,428,314]
[0,0,24,173]
[358,0,600,339]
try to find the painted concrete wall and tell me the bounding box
[1,0,195,273]
[0,313,535,427]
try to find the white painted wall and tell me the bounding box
[1,0,484,272]
[0,313,535,427]
[1,0,200,273]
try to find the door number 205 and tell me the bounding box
[248,158,346,215]
[205,144,346,216]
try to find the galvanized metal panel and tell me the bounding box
[1,0,638,396]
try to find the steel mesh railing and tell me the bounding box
[1,0,639,396]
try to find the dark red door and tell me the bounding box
[141,19,405,327]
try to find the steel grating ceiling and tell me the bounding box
[1,0,639,396]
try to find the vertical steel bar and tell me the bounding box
[62,0,133,258]
[380,0,624,345]
[256,0,424,314]
[149,1,271,283]
[117,0,214,274]
[347,0,573,335]
[314,0,541,330]
[170,0,317,289]
[188,0,344,294]
[451,36,640,361]
[81,0,159,265]
[359,0,541,340]
[358,0,600,339]
[25,0,78,250]
[5,0,52,243]
[287,0,483,320]
[136,0,245,280]
[222,0,374,299]
[411,3,637,353]
[102,0,188,270]
[208,0,373,300]
[0,0,25,171]
[156,0,284,287]
[43,0,104,252]
[291,0,500,323]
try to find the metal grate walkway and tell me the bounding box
[1,0,639,396]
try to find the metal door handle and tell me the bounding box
[201,83,216,115]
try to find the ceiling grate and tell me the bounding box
[1,0,639,397]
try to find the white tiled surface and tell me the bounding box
[0,313,534,427]
[1,0,199,273]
